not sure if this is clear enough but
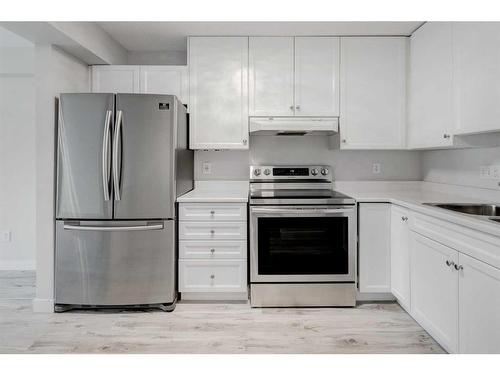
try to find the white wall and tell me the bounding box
[127,50,187,65]
[195,135,422,181]
[422,146,500,190]
[0,43,36,270]
[33,45,90,311]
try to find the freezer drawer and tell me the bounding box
[55,220,175,306]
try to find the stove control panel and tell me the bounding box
[250,165,332,181]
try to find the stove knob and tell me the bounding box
[321,168,329,176]
[311,168,319,176]
[264,168,271,176]
[253,168,261,176]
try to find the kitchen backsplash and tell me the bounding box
[422,146,500,190]
[194,135,422,181]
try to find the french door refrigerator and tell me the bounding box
[55,93,193,312]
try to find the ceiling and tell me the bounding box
[98,21,424,52]
[0,25,33,47]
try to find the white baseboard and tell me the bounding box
[356,292,395,302]
[33,298,54,313]
[0,260,36,270]
[180,292,249,302]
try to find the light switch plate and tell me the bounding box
[202,162,212,175]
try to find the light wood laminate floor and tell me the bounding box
[0,271,444,354]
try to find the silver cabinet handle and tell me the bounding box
[454,264,463,271]
[210,210,215,215]
[63,223,163,231]
[401,216,408,222]
[102,110,112,201]
[446,260,455,267]
[443,134,451,139]
[210,274,215,279]
[242,139,248,145]
[210,248,215,254]
[113,110,123,201]
[210,229,215,234]
[295,105,301,110]
[342,139,347,143]
[289,105,294,111]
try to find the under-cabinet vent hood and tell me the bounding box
[249,117,339,136]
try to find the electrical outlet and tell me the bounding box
[480,166,490,179]
[372,163,381,174]
[491,165,500,179]
[202,162,212,175]
[1,230,11,243]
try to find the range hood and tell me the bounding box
[249,117,339,136]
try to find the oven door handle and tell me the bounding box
[251,207,354,215]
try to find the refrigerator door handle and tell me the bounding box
[102,110,113,201]
[113,110,123,201]
[63,223,164,231]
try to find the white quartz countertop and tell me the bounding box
[335,181,500,238]
[177,180,249,203]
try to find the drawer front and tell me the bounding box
[179,203,247,221]
[179,240,247,259]
[411,211,500,270]
[179,260,247,293]
[179,221,247,240]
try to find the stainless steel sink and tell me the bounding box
[423,203,500,216]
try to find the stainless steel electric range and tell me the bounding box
[249,165,357,307]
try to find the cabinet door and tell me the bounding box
[453,22,500,135]
[340,37,407,149]
[294,37,340,116]
[458,253,500,353]
[139,66,188,106]
[410,232,459,353]
[358,203,391,293]
[91,65,140,93]
[249,37,295,116]
[189,37,249,149]
[408,22,454,149]
[390,205,411,311]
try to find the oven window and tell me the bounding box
[257,217,348,275]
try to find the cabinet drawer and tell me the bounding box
[411,211,500,270]
[179,240,247,259]
[179,203,247,222]
[179,221,247,240]
[179,260,247,293]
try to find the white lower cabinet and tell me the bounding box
[179,260,247,293]
[410,232,459,353]
[458,253,500,353]
[178,202,247,300]
[358,203,391,293]
[390,205,411,311]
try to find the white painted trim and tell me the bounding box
[0,260,36,270]
[356,292,396,302]
[180,292,248,302]
[32,298,54,313]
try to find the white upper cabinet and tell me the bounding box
[453,22,500,135]
[408,22,454,149]
[294,37,340,116]
[139,66,188,105]
[249,37,295,116]
[249,37,340,117]
[91,65,140,93]
[189,37,249,150]
[340,37,407,149]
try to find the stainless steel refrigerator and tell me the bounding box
[54,93,193,312]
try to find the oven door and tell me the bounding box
[250,205,356,283]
